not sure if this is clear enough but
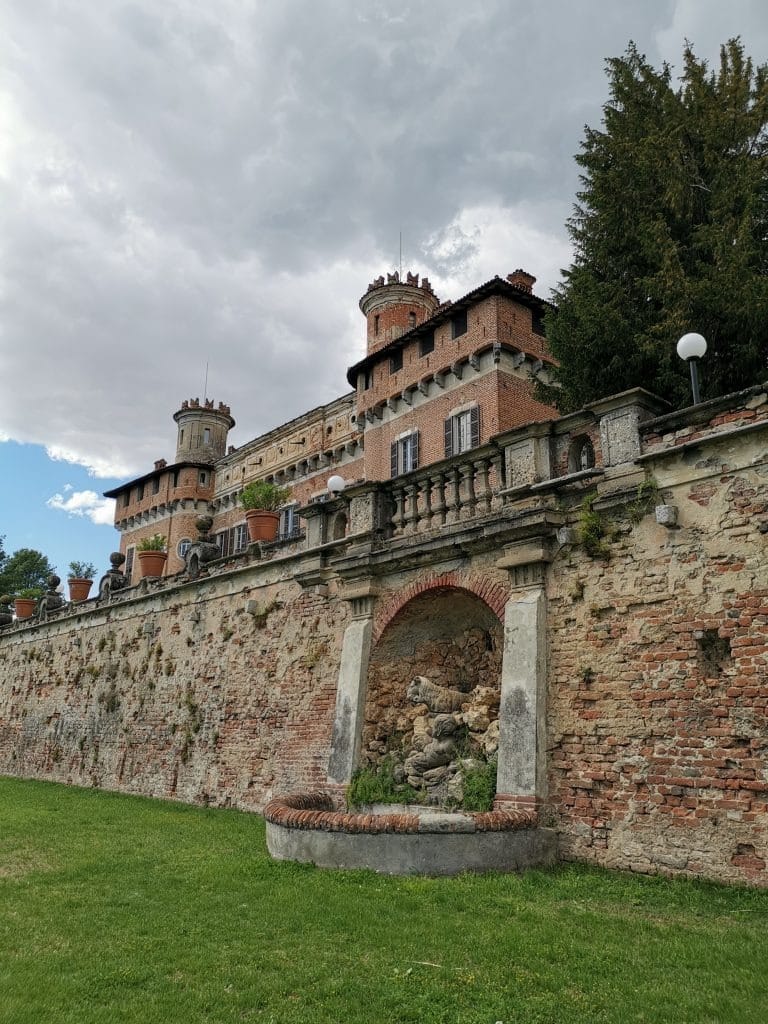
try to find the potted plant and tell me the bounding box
[240,481,291,543]
[67,561,97,602]
[14,588,40,620]
[136,534,168,578]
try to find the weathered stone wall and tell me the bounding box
[0,562,349,810]
[544,423,768,885]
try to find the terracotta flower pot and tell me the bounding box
[68,578,93,603]
[14,598,36,620]
[245,509,280,543]
[137,550,167,578]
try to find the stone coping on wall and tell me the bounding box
[263,790,537,835]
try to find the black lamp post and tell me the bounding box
[676,332,707,405]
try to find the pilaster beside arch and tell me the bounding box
[327,580,379,785]
[495,538,553,810]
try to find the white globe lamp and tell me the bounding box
[676,332,707,405]
[327,475,346,497]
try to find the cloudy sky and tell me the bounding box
[1,0,766,578]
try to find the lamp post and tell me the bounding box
[676,332,707,405]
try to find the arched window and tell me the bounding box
[331,513,347,540]
[568,435,596,474]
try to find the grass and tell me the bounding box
[1,778,767,1023]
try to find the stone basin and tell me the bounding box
[264,791,557,876]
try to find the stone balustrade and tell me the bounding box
[387,444,504,538]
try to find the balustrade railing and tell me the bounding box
[387,444,505,538]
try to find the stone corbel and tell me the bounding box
[339,579,379,619]
[497,537,555,589]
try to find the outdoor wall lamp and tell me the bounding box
[327,475,346,497]
[677,332,707,405]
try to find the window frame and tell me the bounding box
[444,405,480,458]
[390,430,420,478]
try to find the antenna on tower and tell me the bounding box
[399,230,402,278]
[203,360,209,403]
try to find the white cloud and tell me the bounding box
[45,446,133,480]
[46,489,115,526]
[424,203,573,300]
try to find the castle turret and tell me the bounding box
[173,398,235,464]
[359,270,439,356]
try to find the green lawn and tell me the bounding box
[1,778,766,1023]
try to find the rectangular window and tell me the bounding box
[419,331,435,356]
[531,309,546,336]
[199,471,208,486]
[279,504,301,540]
[203,427,211,444]
[234,523,248,552]
[389,350,403,374]
[444,406,480,458]
[122,491,130,508]
[215,524,249,557]
[152,477,160,495]
[136,483,144,502]
[171,471,179,488]
[125,546,135,579]
[451,310,468,339]
[390,431,420,478]
[359,368,373,391]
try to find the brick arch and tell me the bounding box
[372,571,508,642]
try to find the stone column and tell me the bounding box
[327,586,377,785]
[495,586,547,807]
[494,537,552,810]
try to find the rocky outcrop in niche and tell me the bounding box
[361,599,503,806]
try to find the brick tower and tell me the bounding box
[359,270,440,356]
[173,398,235,464]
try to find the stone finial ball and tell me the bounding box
[196,515,214,534]
[48,575,61,589]
[110,552,126,567]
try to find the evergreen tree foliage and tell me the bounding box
[0,547,57,597]
[545,39,768,410]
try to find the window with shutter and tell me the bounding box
[470,405,480,448]
[444,417,453,458]
[447,406,480,456]
[392,432,420,476]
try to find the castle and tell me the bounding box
[104,269,558,580]
[0,265,766,886]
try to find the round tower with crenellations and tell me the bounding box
[359,270,439,356]
[173,398,235,464]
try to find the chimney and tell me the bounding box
[507,269,536,294]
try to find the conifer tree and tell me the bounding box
[545,39,768,410]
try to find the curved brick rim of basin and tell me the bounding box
[264,791,558,876]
